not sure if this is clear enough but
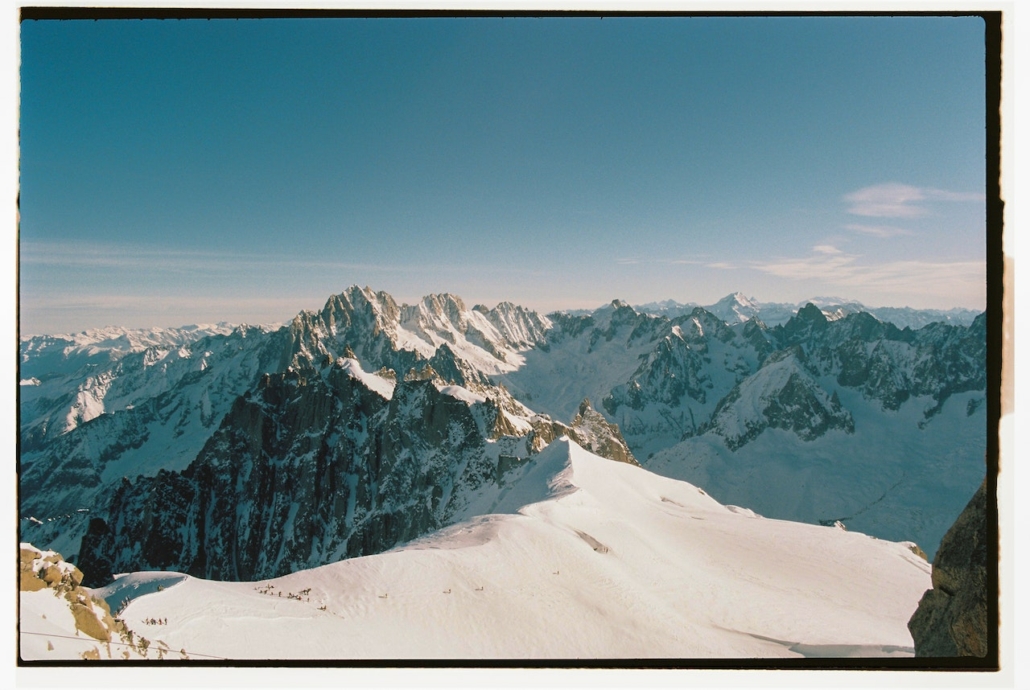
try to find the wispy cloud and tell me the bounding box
[16,291,321,336]
[752,249,858,281]
[18,242,397,275]
[751,245,984,304]
[615,256,708,267]
[811,245,843,255]
[843,223,914,238]
[19,292,312,316]
[844,183,984,218]
[18,241,547,277]
[706,262,737,270]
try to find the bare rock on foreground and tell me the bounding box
[907,479,989,657]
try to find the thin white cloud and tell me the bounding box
[752,251,858,281]
[615,256,707,266]
[18,241,545,277]
[751,246,984,305]
[844,183,984,218]
[844,223,914,238]
[706,262,737,270]
[16,292,317,336]
[18,242,396,274]
[845,183,928,218]
[19,292,309,316]
[812,245,843,255]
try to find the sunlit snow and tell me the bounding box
[22,440,930,660]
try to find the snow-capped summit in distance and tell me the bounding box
[634,293,982,330]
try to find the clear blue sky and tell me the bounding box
[19,15,987,334]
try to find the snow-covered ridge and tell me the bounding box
[22,440,931,660]
[336,357,396,400]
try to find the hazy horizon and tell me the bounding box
[17,282,986,338]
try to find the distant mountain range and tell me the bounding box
[635,292,982,329]
[19,288,987,587]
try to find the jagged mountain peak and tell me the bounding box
[568,399,638,466]
[404,293,469,331]
[665,307,736,346]
[715,291,758,308]
[795,302,828,322]
[695,345,853,451]
[697,293,762,325]
[585,298,635,325]
[774,303,830,343]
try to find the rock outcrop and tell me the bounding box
[20,543,120,643]
[567,399,638,466]
[907,479,989,656]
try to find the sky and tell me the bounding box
[18,14,989,334]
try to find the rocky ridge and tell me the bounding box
[76,352,636,584]
[20,543,126,658]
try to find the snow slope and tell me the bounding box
[649,388,987,558]
[24,440,931,660]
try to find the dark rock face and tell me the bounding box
[908,479,989,657]
[20,326,287,522]
[76,359,500,585]
[21,286,559,562]
[567,399,639,466]
[76,355,635,586]
[607,333,712,410]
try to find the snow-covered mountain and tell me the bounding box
[694,345,855,450]
[19,324,293,557]
[20,286,625,571]
[75,355,632,584]
[502,301,986,557]
[22,440,932,660]
[20,285,986,579]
